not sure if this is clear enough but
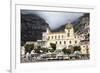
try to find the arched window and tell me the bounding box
[83,45,85,48]
[75,36,76,38]
[75,40,77,44]
[56,41,57,44]
[58,35,60,39]
[68,30,70,33]
[68,33,70,37]
[52,36,53,39]
[48,36,50,40]
[62,35,63,39]
[64,41,66,44]
[55,36,56,39]
[60,41,61,44]
[69,40,71,44]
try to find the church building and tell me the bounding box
[42,23,80,49]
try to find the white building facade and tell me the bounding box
[42,23,80,49]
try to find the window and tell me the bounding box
[68,30,70,33]
[69,40,71,44]
[67,33,70,37]
[58,35,60,39]
[83,46,85,48]
[55,36,56,39]
[52,36,53,39]
[75,40,77,44]
[56,41,57,44]
[64,41,66,44]
[60,41,61,44]
[75,36,76,38]
[62,35,63,39]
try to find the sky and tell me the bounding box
[21,10,85,29]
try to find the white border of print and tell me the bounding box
[11,2,96,73]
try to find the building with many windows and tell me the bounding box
[42,23,80,49]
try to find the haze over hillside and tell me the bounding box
[21,11,89,45]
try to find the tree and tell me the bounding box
[62,48,71,55]
[50,43,56,52]
[62,48,67,54]
[68,45,74,54]
[49,49,55,53]
[34,46,41,54]
[25,44,34,54]
[66,49,71,55]
[40,48,48,53]
[73,46,81,51]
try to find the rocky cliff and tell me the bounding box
[21,14,49,45]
